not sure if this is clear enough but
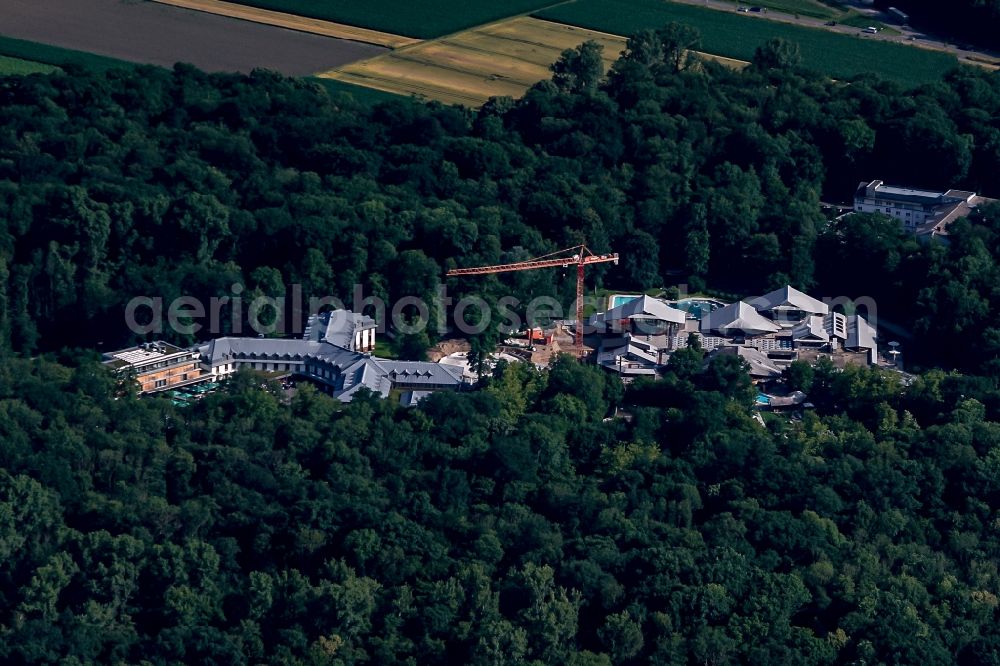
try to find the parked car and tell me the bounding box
[737,5,749,11]
[864,26,879,34]
[749,6,767,12]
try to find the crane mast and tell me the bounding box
[446,244,619,353]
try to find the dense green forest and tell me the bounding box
[3,348,1000,663]
[1,30,1000,370]
[3,24,1000,665]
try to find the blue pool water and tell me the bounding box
[611,294,641,308]
[756,393,771,406]
[673,298,724,320]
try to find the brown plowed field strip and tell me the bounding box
[0,0,387,75]
[152,0,420,48]
[318,16,747,106]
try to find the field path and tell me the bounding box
[151,0,420,48]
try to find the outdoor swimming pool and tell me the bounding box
[756,393,771,406]
[610,294,641,308]
[672,298,725,320]
[607,295,726,319]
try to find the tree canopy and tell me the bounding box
[0,31,999,372]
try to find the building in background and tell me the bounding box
[102,342,203,394]
[304,309,376,352]
[853,179,994,241]
[107,309,463,403]
[589,286,880,379]
[198,309,464,403]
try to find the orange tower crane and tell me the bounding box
[446,245,619,351]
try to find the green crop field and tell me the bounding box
[0,36,133,71]
[0,55,60,76]
[229,0,564,38]
[535,0,959,86]
[311,77,407,105]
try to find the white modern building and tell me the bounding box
[589,296,688,375]
[590,286,879,379]
[853,179,993,240]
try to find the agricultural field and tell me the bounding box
[152,0,420,48]
[311,77,407,104]
[535,0,959,86]
[0,54,60,76]
[318,17,628,106]
[227,0,564,38]
[0,35,130,71]
[0,0,386,76]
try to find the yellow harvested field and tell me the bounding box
[151,0,420,48]
[699,52,750,70]
[318,17,627,106]
[317,17,748,106]
[483,18,626,61]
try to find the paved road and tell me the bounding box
[672,0,1000,68]
[0,0,387,75]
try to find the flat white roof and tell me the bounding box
[112,349,165,364]
[107,343,188,366]
[875,185,944,199]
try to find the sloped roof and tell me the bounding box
[304,309,376,350]
[200,337,338,364]
[400,391,434,407]
[591,295,686,326]
[374,359,465,385]
[846,315,877,350]
[749,285,829,316]
[792,315,829,342]
[768,391,808,408]
[198,336,463,402]
[700,301,781,336]
[710,345,782,378]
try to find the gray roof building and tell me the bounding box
[846,315,877,352]
[589,295,687,329]
[709,345,782,379]
[304,309,376,352]
[197,310,462,403]
[854,179,994,240]
[792,315,830,344]
[749,285,829,324]
[700,301,782,337]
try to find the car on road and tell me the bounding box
[749,6,767,12]
[737,6,749,12]
[825,20,837,26]
[864,26,879,34]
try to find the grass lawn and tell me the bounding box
[837,12,899,34]
[0,54,60,76]
[373,340,399,359]
[0,35,134,71]
[228,0,564,38]
[311,77,408,104]
[535,0,957,86]
[715,0,838,19]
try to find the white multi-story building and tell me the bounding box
[853,179,992,240]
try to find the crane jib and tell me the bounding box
[445,249,618,355]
